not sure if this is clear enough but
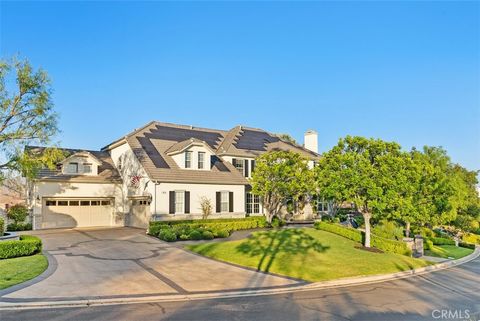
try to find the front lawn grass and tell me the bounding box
[425,245,473,260]
[0,254,48,289]
[187,228,432,282]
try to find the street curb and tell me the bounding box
[1,246,478,310]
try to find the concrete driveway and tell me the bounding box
[0,228,300,302]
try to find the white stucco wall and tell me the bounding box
[31,181,124,229]
[151,182,246,218]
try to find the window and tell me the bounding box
[90,200,100,206]
[198,152,205,169]
[317,198,329,212]
[246,193,261,214]
[185,151,192,168]
[80,200,90,206]
[83,163,92,173]
[101,200,111,206]
[232,159,244,175]
[175,191,185,213]
[117,157,123,170]
[46,200,56,206]
[68,162,78,173]
[69,200,79,206]
[57,200,68,206]
[221,191,229,212]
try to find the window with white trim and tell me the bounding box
[220,191,229,212]
[185,151,192,168]
[317,198,329,212]
[198,152,205,169]
[175,191,185,213]
[68,162,78,173]
[233,159,244,175]
[83,163,92,173]
[246,192,261,214]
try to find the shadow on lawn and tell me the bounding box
[236,229,329,273]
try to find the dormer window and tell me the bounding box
[185,151,192,168]
[198,152,205,169]
[68,162,78,174]
[83,163,92,173]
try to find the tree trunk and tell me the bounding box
[405,221,411,238]
[363,212,372,248]
[265,208,274,224]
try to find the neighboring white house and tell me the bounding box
[26,121,320,230]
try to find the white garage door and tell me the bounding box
[42,198,114,229]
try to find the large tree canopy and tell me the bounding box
[251,151,314,224]
[0,58,62,181]
[315,136,406,247]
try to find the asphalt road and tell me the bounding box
[1,255,479,321]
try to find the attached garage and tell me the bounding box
[41,198,114,229]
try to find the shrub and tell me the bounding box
[270,217,285,228]
[462,233,480,245]
[179,234,190,240]
[459,242,476,250]
[199,196,213,220]
[425,239,434,251]
[189,229,203,240]
[315,221,411,256]
[213,229,230,238]
[202,231,214,240]
[429,237,455,246]
[0,217,4,236]
[372,220,404,240]
[0,235,42,259]
[158,229,177,242]
[7,204,28,224]
[7,222,32,231]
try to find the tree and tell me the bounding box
[199,196,213,220]
[0,57,62,181]
[276,133,297,145]
[315,136,406,247]
[251,151,314,224]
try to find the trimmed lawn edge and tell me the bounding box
[0,254,49,290]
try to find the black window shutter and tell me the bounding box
[185,191,190,214]
[232,158,237,167]
[169,191,175,214]
[216,192,221,213]
[244,159,249,177]
[251,160,255,174]
[229,192,234,212]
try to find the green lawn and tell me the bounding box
[187,228,432,282]
[0,254,48,289]
[425,245,473,260]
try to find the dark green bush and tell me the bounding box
[315,221,411,256]
[270,217,285,228]
[158,229,177,242]
[7,222,32,231]
[430,237,455,246]
[189,230,203,240]
[202,231,214,240]
[459,242,475,250]
[0,235,42,259]
[7,204,28,224]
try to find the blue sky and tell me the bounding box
[1,1,478,170]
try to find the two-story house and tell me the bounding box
[26,121,320,230]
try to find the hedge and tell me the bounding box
[149,216,267,242]
[314,221,412,256]
[0,235,42,259]
[459,242,476,250]
[7,222,33,232]
[429,237,455,246]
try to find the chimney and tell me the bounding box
[304,130,318,153]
